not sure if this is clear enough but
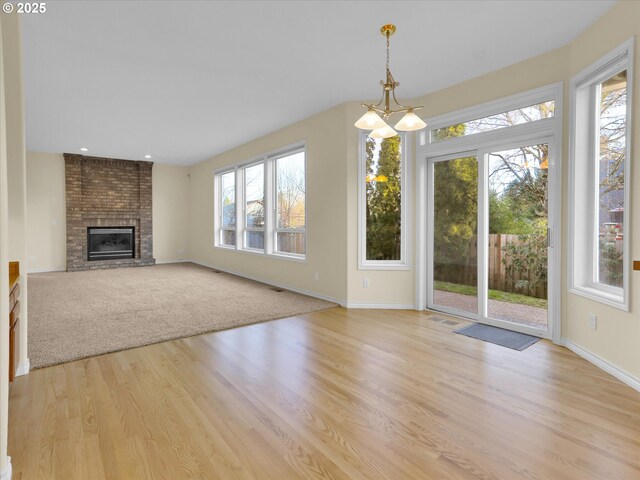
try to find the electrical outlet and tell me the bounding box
[363,278,370,288]
[589,314,597,330]
[314,272,319,281]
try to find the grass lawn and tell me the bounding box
[434,281,548,309]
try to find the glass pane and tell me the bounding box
[597,70,626,288]
[365,135,402,261]
[221,229,236,247]
[246,231,264,250]
[432,101,555,142]
[276,232,305,255]
[487,144,548,329]
[220,171,235,227]
[433,156,478,315]
[244,163,264,228]
[277,151,305,229]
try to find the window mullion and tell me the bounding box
[265,157,274,255]
[237,167,245,251]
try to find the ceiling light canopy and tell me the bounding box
[355,24,427,139]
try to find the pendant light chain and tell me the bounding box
[354,24,427,136]
[386,31,390,75]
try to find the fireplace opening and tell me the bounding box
[87,227,135,261]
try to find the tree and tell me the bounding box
[365,135,401,260]
[598,72,626,210]
[276,155,305,229]
[433,155,478,284]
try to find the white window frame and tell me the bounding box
[214,142,307,262]
[568,38,633,311]
[358,130,410,270]
[215,167,238,250]
[272,146,307,259]
[416,82,563,343]
[420,83,560,151]
[242,160,266,253]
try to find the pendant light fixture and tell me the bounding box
[355,24,427,138]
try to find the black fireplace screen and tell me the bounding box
[87,227,135,261]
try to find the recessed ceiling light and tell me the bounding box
[80,147,88,152]
[144,154,152,159]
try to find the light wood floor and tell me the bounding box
[8,308,640,479]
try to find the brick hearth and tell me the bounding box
[64,154,156,271]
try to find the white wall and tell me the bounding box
[0,16,10,480]
[561,2,640,383]
[25,154,193,270]
[0,10,25,480]
[153,164,190,263]
[186,1,640,385]
[25,152,65,272]
[188,104,349,304]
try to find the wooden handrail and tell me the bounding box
[9,261,19,288]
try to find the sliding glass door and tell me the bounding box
[485,143,549,332]
[428,140,553,337]
[430,154,479,318]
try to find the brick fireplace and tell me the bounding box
[64,154,156,271]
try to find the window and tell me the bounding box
[570,39,633,310]
[275,149,306,256]
[358,132,408,269]
[431,100,555,142]
[219,171,236,247]
[214,144,306,260]
[244,163,265,250]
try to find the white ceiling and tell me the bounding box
[22,0,616,166]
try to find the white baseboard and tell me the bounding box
[155,259,189,265]
[16,359,30,377]
[560,338,640,393]
[345,302,416,309]
[188,259,347,306]
[27,267,65,274]
[0,457,11,480]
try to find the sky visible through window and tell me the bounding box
[432,101,555,142]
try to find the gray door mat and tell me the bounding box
[454,323,541,351]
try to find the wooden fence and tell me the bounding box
[434,234,547,299]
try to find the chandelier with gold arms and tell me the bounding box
[355,24,427,138]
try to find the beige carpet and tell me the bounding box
[28,262,336,369]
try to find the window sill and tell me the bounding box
[358,262,411,271]
[213,245,306,263]
[569,284,628,311]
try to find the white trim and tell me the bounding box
[422,82,561,143]
[213,141,307,260]
[357,131,410,270]
[550,87,564,345]
[155,259,189,265]
[414,137,427,310]
[417,82,562,343]
[344,302,416,309]
[273,148,307,258]
[26,267,65,274]
[568,38,633,312]
[188,259,345,306]
[16,359,29,377]
[560,338,640,393]
[212,246,307,263]
[0,457,11,480]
